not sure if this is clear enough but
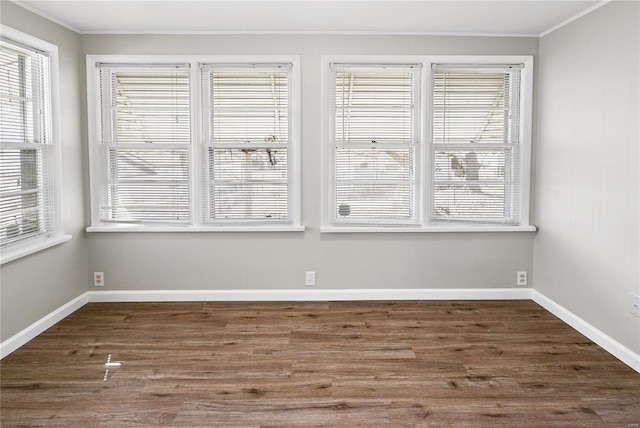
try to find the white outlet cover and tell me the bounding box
[517,271,527,286]
[94,272,105,287]
[305,271,316,286]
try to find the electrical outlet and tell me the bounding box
[305,271,316,287]
[631,293,640,318]
[94,272,105,287]
[517,271,528,286]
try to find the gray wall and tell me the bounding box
[0,2,88,340]
[534,1,640,353]
[81,34,538,291]
[2,0,638,360]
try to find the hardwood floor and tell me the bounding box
[1,300,638,427]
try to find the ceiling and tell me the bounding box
[11,0,605,36]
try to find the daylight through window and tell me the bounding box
[201,64,292,222]
[432,65,522,224]
[323,56,532,230]
[331,64,421,224]
[90,57,300,230]
[0,37,54,248]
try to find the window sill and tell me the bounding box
[86,225,306,233]
[0,234,72,265]
[320,225,537,233]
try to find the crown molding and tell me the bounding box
[540,0,612,38]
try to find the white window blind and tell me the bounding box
[97,64,191,224]
[432,65,522,223]
[0,38,53,248]
[331,64,421,224]
[201,64,291,221]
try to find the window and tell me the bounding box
[87,56,301,231]
[322,56,533,232]
[330,64,421,225]
[431,65,522,224]
[96,64,191,224]
[201,64,292,223]
[0,30,68,263]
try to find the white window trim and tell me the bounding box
[0,26,70,265]
[321,55,536,233]
[86,55,303,232]
[86,225,305,233]
[0,234,72,265]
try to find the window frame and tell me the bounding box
[0,26,69,265]
[321,55,535,233]
[329,62,423,226]
[200,62,295,225]
[86,55,302,232]
[95,62,193,225]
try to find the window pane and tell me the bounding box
[0,149,45,244]
[434,183,508,219]
[431,66,521,223]
[335,71,415,145]
[211,148,287,182]
[202,65,292,222]
[98,66,191,224]
[110,70,190,144]
[335,148,414,181]
[211,184,287,220]
[433,71,516,145]
[209,70,289,145]
[0,47,35,144]
[0,149,39,193]
[100,148,190,222]
[332,65,420,224]
[336,183,415,220]
[433,148,518,220]
[208,148,288,220]
[0,40,51,247]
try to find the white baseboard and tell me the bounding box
[87,287,533,302]
[0,292,89,359]
[532,290,640,373]
[4,287,638,374]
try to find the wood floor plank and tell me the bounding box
[172,399,395,427]
[2,300,639,427]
